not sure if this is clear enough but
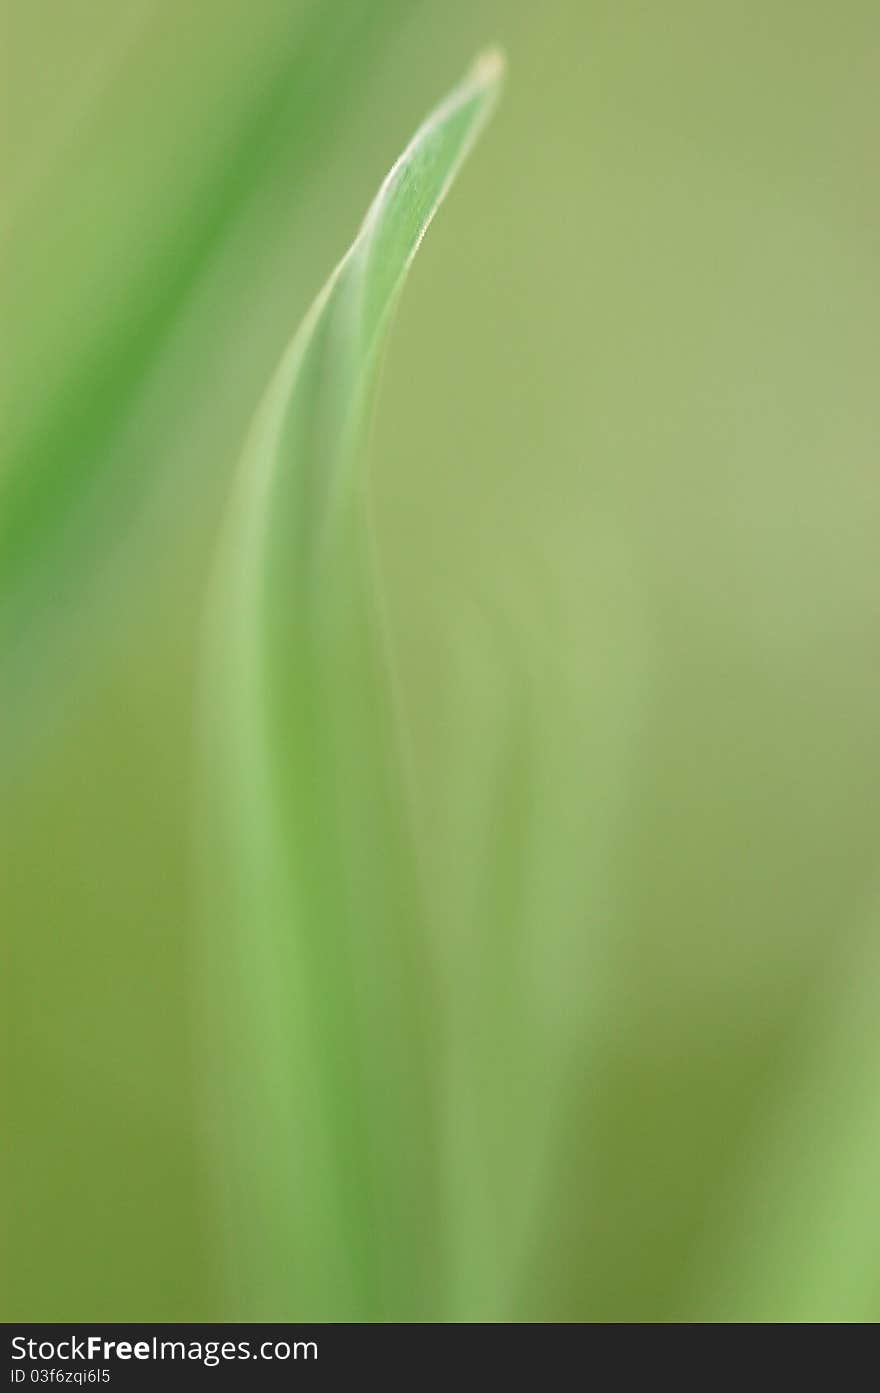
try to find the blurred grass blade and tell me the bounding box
[1,0,409,722]
[202,51,504,1320]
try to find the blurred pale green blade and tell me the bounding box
[202,52,503,1320]
[0,0,409,707]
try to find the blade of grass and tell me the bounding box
[1,0,411,710]
[200,51,504,1320]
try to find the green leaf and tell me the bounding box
[201,51,504,1321]
[0,0,412,733]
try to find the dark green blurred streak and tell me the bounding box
[2,0,415,1322]
[0,0,410,674]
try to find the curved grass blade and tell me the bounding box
[1,0,411,749]
[201,52,504,1320]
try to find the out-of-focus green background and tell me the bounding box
[3,0,880,1321]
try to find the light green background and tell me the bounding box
[3,1,880,1320]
